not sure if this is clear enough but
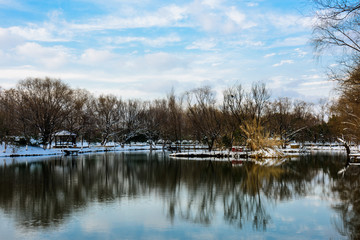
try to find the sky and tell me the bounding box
[0,0,337,102]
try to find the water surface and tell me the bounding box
[0,152,359,239]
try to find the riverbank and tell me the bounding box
[0,143,159,158]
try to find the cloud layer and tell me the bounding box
[0,0,335,101]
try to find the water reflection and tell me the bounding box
[332,165,360,239]
[0,152,358,238]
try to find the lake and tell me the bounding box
[0,152,358,240]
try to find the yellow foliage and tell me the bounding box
[240,119,282,151]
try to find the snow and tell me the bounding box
[250,148,283,158]
[54,130,76,136]
[0,144,61,157]
[1,141,359,167]
[0,142,159,159]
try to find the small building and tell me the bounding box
[54,130,77,148]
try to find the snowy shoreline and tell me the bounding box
[0,143,359,165]
[2,143,358,158]
[0,143,160,158]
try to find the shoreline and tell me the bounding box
[0,144,163,158]
[1,143,358,159]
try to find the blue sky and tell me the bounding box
[0,0,336,102]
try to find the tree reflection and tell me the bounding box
[221,164,283,230]
[332,166,360,240]
[0,152,355,236]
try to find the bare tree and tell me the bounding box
[186,86,223,151]
[141,99,168,147]
[222,84,247,147]
[311,0,360,142]
[221,83,270,148]
[292,100,319,143]
[223,84,246,125]
[247,82,270,126]
[266,98,319,145]
[330,91,360,142]
[63,89,94,142]
[265,97,292,146]
[91,94,122,146]
[121,99,145,143]
[312,0,360,57]
[0,89,19,147]
[16,78,74,148]
[165,90,185,143]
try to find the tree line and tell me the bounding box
[0,77,341,150]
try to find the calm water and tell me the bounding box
[0,152,359,240]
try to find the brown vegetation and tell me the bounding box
[0,77,342,150]
[312,0,360,144]
[240,119,282,152]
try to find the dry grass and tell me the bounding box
[240,119,282,152]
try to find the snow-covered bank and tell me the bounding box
[0,143,161,158]
[0,145,61,157]
[2,142,359,167]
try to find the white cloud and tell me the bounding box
[268,75,292,88]
[68,5,187,31]
[0,14,71,44]
[80,49,115,64]
[0,10,75,49]
[299,74,330,87]
[301,80,329,86]
[225,6,257,30]
[247,2,259,7]
[186,1,221,32]
[266,72,333,101]
[141,52,188,71]
[294,48,308,57]
[161,4,187,22]
[201,0,223,9]
[78,0,153,7]
[0,28,24,48]
[15,42,70,69]
[266,14,314,32]
[109,35,181,47]
[0,0,24,9]
[226,7,246,26]
[186,39,217,50]
[0,66,88,87]
[232,40,264,47]
[271,36,309,48]
[6,25,68,42]
[186,2,256,33]
[0,9,72,44]
[264,53,276,58]
[301,74,322,80]
[272,60,294,67]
